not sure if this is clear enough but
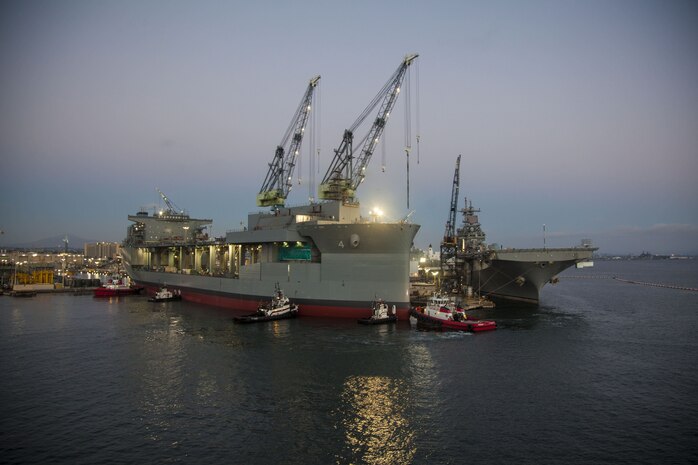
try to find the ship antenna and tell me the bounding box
[543,224,547,250]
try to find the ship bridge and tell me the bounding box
[126,212,212,246]
[226,200,361,245]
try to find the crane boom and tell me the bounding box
[444,155,461,243]
[156,188,185,216]
[257,75,321,207]
[318,53,418,202]
[439,155,461,294]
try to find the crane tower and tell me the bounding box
[440,155,461,294]
[318,54,418,203]
[257,75,321,207]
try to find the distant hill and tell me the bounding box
[5,234,98,250]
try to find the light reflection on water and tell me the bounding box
[335,376,416,465]
[11,308,26,336]
[138,313,187,442]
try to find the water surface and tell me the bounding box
[1,260,697,464]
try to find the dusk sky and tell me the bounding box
[1,0,696,255]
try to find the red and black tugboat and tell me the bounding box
[93,279,144,297]
[409,295,496,332]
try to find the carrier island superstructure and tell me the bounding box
[122,55,420,319]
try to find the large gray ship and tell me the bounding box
[122,200,419,318]
[122,55,421,319]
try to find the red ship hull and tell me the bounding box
[410,308,496,332]
[137,283,411,320]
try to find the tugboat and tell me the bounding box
[148,286,182,302]
[233,285,299,324]
[409,294,496,332]
[357,299,397,325]
[94,280,144,297]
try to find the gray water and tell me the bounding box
[1,260,697,464]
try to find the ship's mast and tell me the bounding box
[458,198,486,256]
[457,197,488,295]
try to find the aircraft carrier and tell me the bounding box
[467,244,596,304]
[440,155,596,305]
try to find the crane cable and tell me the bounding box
[416,59,420,164]
[381,127,386,172]
[305,81,321,203]
[404,63,413,209]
